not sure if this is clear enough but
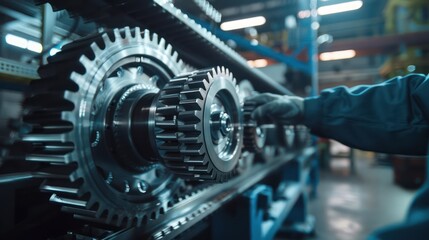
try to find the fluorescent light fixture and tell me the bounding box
[220,16,266,31]
[320,50,356,61]
[318,0,363,15]
[5,34,43,53]
[247,59,268,68]
[27,40,43,53]
[5,34,27,49]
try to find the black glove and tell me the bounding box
[246,93,304,125]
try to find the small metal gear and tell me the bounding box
[21,27,187,227]
[238,80,266,153]
[155,67,243,182]
[242,101,266,153]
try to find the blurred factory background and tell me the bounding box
[0,0,428,239]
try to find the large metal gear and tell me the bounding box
[155,67,243,182]
[21,27,188,227]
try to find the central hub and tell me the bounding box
[220,112,232,135]
[211,111,232,140]
[108,84,158,171]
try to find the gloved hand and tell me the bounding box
[246,93,304,125]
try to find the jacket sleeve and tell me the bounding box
[303,73,429,155]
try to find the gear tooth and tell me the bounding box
[60,110,75,124]
[159,143,180,151]
[135,27,142,39]
[178,111,200,122]
[178,124,201,132]
[166,44,173,55]
[221,66,225,74]
[156,133,178,140]
[152,32,159,45]
[26,154,70,164]
[216,66,221,74]
[179,99,203,111]
[188,166,209,173]
[172,51,178,62]
[41,179,81,195]
[49,193,87,207]
[164,163,187,171]
[187,79,208,90]
[124,26,132,38]
[159,38,166,50]
[79,55,94,71]
[22,133,67,142]
[169,76,187,84]
[181,89,204,99]
[184,156,206,165]
[101,32,112,46]
[157,105,178,115]
[37,165,75,180]
[159,93,181,103]
[162,84,183,93]
[207,71,213,81]
[180,145,203,155]
[178,136,200,143]
[62,206,97,218]
[162,155,182,162]
[178,60,184,71]
[69,72,85,89]
[113,28,122,40]
[155,120,176,129]
[143,29,151,43]
[90,42,101,53]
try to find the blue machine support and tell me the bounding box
[211,148,316,239]
[211,185,273,240]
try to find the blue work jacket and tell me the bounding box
[303,73,429,239]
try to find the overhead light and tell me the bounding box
[5,34,43,53]
[317,34,333,45]
[318,0,363,15]
[27,40,43,53]
[220,16,266,31]
[298,10,311,19]
[319,50,356,61]
[247,59,268,68]
[5,34,27,49]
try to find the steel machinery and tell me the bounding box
[0,0,315,239]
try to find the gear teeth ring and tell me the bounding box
[242,101,266,152]
[156,67,243,182]
[20,27,187,227]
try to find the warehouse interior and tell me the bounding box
[0,0,428,239]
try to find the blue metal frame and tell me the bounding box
[211,148,316,239]
[196,20,311,74]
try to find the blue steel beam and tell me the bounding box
[196,20,311,74]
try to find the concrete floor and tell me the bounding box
[309,154,417,240]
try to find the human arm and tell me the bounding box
[248,74,429,155]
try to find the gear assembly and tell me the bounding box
[0,1,314,239]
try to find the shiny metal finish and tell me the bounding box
[156,67,243,182]
[239,80,267,153]
[21,27,187,226]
